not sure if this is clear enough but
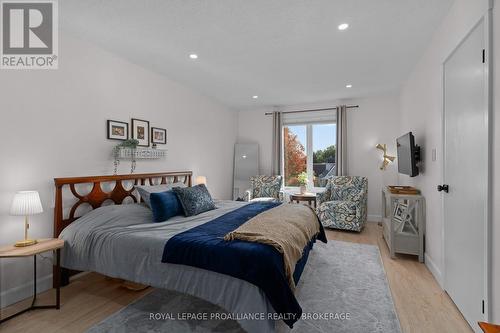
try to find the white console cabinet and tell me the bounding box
[381,187,425,262]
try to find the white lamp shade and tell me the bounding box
[195,176,207,186]
[10,191,43,216]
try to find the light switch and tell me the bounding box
[432,148,437,162]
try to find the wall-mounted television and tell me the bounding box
[396,132,421,177]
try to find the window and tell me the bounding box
[283,122,336,188]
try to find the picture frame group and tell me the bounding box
[107,118,167,147]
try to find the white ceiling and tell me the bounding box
[61,0,453,109]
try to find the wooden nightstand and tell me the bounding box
[0,238,64,323]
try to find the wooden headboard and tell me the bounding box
[53,171,192,237]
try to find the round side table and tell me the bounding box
[289,193,317,208]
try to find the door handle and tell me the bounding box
[437,184,449,193]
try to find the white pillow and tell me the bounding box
[136,182,187,208]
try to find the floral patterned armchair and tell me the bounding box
[316,176,368,232]
[244,175,283,202]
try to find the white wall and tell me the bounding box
[399,0,499,321]
[0,32,237,307]
[237,94,400,221]
[237,108,273,175]
[345,95,400,221]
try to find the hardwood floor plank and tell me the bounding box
[1,223,472,333]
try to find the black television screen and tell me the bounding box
[396,132,419,177]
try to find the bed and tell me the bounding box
[53,171,326,333]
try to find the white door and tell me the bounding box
[443,19,488,330]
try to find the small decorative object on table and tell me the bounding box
[297,172,308,194]
[0,238,64,323]
[10,191,43,247]
[131,118,150,147]
[387,185,420,195]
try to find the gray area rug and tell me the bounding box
[87,240,401,333]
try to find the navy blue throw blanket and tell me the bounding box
[162,202,327,328]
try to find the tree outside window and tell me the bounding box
[284,126,306,186]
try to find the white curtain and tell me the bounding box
[271,111,282,176]
[336,105,348,176]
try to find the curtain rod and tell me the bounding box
[264,105,359,115]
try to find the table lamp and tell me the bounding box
[196,176,207,186]
[10,191,43,247]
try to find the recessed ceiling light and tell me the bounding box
[252,95,259,99]
[189,54,198,59]
[346,84,352,88]
[338,23,349,31]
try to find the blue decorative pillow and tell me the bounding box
[136,182,186,208]
[149,191,183,222]
[173,184,216,217]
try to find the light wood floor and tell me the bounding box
[326,223,473,333]
[1,223,473,333]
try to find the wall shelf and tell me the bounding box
[116,148,167,159]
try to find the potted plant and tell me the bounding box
[297,172,308,194]
[113,139,139,175]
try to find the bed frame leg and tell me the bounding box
[55,267,70,287]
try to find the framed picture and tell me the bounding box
[131,118,150,147]
[393,201,408,223]
[151,127,167,145]
[107,120,128,141]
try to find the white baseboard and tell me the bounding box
[0,274,53,308]
[425,253,444,289]
[368,214,382,222]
